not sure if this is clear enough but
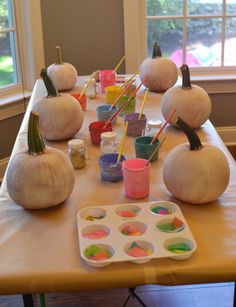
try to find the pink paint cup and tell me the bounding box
[122,158,150,199]
[99,70,116,93]
[89,121,113,145]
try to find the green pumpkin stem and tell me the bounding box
[176,117,202,150]
[55,46,63,64]
[180,64,192,89]
[152,42,162,58]
[28,111,46,155]
[40,68,59,98]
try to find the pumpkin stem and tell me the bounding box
[180,64,192,89]
[28,111,46,155]
[152,42,162,59]
[176,117,202,150]
[55,46,63,64]
[40,68,59,98]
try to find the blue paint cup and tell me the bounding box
[135,136,160,163]
[96,104,118,125]
[99,153,126,182]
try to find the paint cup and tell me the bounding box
[124,84,136,97]
[99,70,116,93]
[96,104,118,125]
[70,93,87,111]
[105,85,123,104]
[122,158,150,199]
[116,96,136,116]
[89,121,113,145]
[124,113,147,137]
[135,136,160,162]
[99,153,126,182]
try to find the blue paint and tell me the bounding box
[99,153,126,182]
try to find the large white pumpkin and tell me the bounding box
[140,42,178,92]
[161,64,211,128]
[163,117,230,204]
[6,112,75,209]
[47,46,77,91]
[33,69,84,141]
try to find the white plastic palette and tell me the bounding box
[77,201,197,268]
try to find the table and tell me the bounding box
[1,78,236,304]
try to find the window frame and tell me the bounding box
[0,0,45,102]
[123,0,236,93]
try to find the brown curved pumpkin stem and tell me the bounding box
[55,46,63,65]
[176,117,202,150]
[152,42,162,58]
[28,111,46,155]
[180,64,192,89]
[40,68,59,98]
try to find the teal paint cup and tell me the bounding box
[135,136,160,162]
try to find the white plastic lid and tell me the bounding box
[147,120,162,128]
[68,139,85,149]
[101,131,117,141]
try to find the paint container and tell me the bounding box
[122,158,150,199]
[70,93,87,111]
[100,132,119,155]
[116,96,136,116]
[105,85,123,104]
[89,121,113,145]
[135,136,160,163]
[99,70,116,93]
[96,104,118,125]
[84,78,99,99]
[124,84,136,97]
[124,113,147,137]
[99,153,126,182]
[142,120,162,137]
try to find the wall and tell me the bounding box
[40,0,125,75]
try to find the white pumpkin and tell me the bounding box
[33,69,84,141]
[163,117,230,204]
[6,112,75,209]
[140,42,178,92]
[47,46,77,91]
[161,64,211,128]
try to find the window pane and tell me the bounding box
[146,0,183,16]
[147,19,183,62]
[187,0,223,16]
[225,17,236,65]
[186,18,221,67]
[0,0,10,28]
[0,31,18,87]
[227,0,236,14]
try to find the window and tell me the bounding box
[0,0,19,92]
[0,0,45,102]
[123,0,236,86]
[146,0,236,70]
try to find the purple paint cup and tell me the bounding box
[124,113,147,137]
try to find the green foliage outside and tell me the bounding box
[146,0,236,56]
[0,56,14,87]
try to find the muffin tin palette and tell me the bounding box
[77,201,197,268]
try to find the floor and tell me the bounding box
[0,283,234,307]
[1,146,236,307]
